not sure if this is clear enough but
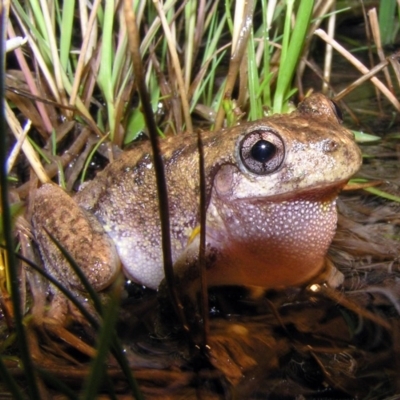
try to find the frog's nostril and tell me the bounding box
[322,139,338,153]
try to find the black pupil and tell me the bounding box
[251,140,276,162]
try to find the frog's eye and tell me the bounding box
[239,130,285,175]
[330,100,343,123]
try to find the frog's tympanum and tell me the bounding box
[31,94,362,321]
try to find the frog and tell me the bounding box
[30,93,362,322]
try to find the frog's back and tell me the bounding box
[75,134,207,289]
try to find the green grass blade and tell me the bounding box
[273,0,314,113]
[364,187,400,203]
[352,179,400,203]
[247,26,262,120]
[379,0,397,45]
[0,356,25,400]
[260,0,272,108]
[37,367,77,400]
[81,284,121,399]
[11,1,52,64]
[16,252,144,397]
[25,0,49,47]
[279,0,294,73]
[352,130,381,143]
[59,0,76,72]
[16,252,99,327]
[110,337,145,400]
[97,0,116,138]
[43,229,104,315]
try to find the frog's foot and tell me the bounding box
[310,258,344,289]
[43,286,100,328]
[28,291,101,366]
[40,319,97,359]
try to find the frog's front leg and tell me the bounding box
[31,183,121,323]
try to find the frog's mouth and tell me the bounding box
[242,178,349,203]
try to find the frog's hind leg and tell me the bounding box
[30,183,121,324]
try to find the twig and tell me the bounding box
[314,29,400,111]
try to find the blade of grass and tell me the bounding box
[7,23,53,133]
[37,367,77,400]
[197,131,209,348]
[184,0,197,91]
[16,252,99,327]
[124,0,190,336]
[260,0,274,108]
[12,2,101,130]
[273,0,314,113]
[69,0,101,107]
[59,0,75,74]
[5,101,50,183]
[194,8,228,107]
[214,0,255,130]
[16,249,144,397]
[0,356,25,400]
[351,179,400,203]
[43,229,104,315]
[190,48,227,113]
[22,0,49,58]
[379,0,397,45]
[315,28,400,111]
[153,0,193,132]
[247,26,262,120]
[322,3,336,93]
[11,3,60,101]
[81,281,121,399]
[77,0,98,65]
[0,8,40,398]
[38,0,67,104]
[97,0,116,139]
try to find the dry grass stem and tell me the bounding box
[38,0,67,107]
[183,1,195,92]
[313,285,392,331]
[232,0,246,53]
[388,51,400,86]
[5,36,27,52]
[7,24,53,133]
[69,0,102,107]
[322,5,335,93]
[78,0,98,65]
[214,0,255,130]
[7,119,31,173]
[11,11,60,103]
[368,8,394,93]
[152,0,193,133]
[314,28,400,111]
[334,58,390,101]
[5,102,49,184]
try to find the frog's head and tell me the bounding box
[207,94,362,289]
[214,93,362,203]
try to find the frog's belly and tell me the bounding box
[106,230,186,290]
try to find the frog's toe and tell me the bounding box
[309,258,344,289]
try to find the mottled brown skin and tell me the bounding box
[31,94,362,321]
